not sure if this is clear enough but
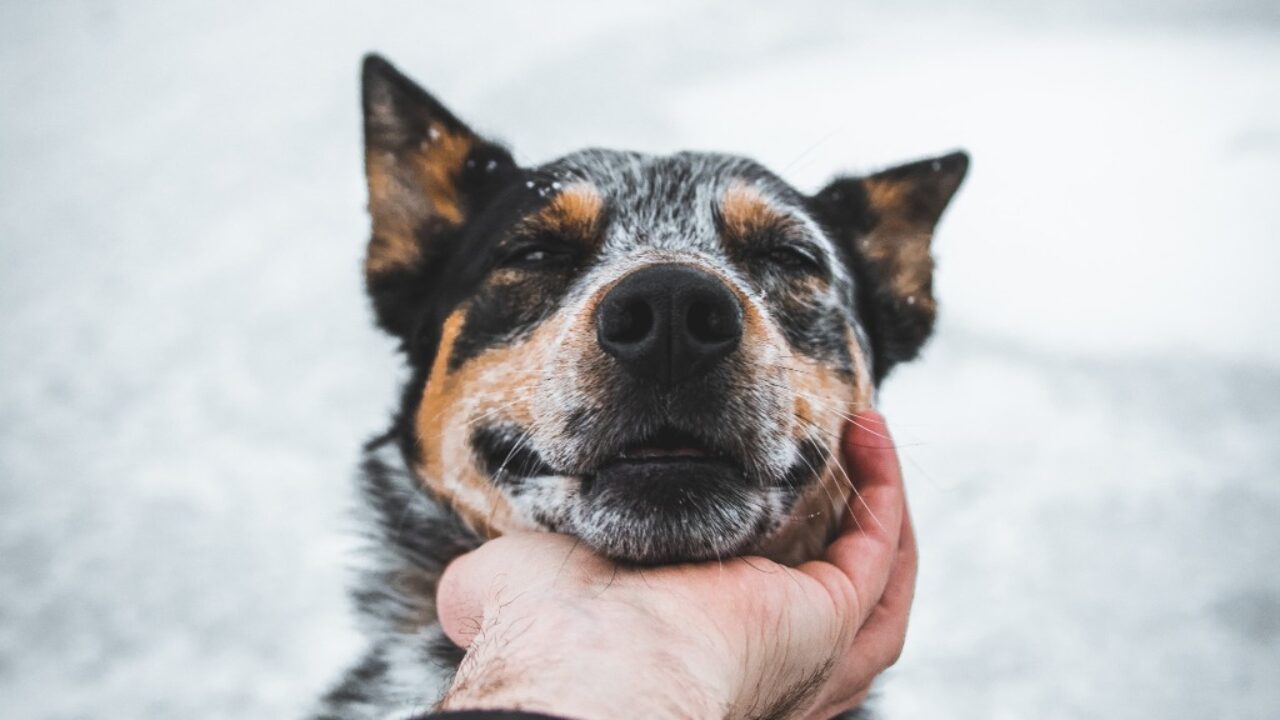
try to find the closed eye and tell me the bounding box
[506,246,551,265]
[497,237,577,270]
[764,243,824,274]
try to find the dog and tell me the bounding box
[314,54,968,719]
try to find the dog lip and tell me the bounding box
[606,426,735,466]
[618,447,712,460]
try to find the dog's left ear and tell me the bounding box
[812,151,969,382]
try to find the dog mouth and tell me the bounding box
[471,421,801,565]
[570,425,763,564]
[582,425,746,491]
[609,426,735,464]
[473,424,742,480]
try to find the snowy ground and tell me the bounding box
[2,2,1277,718]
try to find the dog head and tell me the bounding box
[360,56,967,564]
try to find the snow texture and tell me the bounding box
[2,1,1277,718]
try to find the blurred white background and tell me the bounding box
[2,1,1277,718]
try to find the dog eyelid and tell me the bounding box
[765,241,826,274]
[496,236,576,269]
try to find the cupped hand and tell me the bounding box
[436,411,916,720]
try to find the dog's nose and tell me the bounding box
[596,263,743,385]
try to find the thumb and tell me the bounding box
[436,532,600,648]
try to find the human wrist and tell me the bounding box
[438,594,734,719]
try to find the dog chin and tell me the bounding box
[568,458,769,564]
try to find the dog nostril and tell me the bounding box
[602,298,653,345]
[687,299,737,344]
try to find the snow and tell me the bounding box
[1,1,1277,718]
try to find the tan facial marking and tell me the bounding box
[718,182,792,246]
[414,307,540,538]
[522,183,605,246]
[364,122,474,276]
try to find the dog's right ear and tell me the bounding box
[812,151,968,382]
[360,54,518,343]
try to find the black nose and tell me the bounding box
[596,264,743,385]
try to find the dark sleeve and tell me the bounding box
[412,707,573,712]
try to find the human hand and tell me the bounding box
[435,410,916,719]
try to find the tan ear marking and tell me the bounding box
[364,122,474,277]
[413,122,472,226]
[859,177,937,311]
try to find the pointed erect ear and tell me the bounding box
[812,151,969,382]
[360,54,518,340]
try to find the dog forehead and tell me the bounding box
[540,149,794,255]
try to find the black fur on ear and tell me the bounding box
[812,151,969,382]
[359,54,520,345]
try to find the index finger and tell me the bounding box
[840,411,903,533]
[820,410,906,619]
